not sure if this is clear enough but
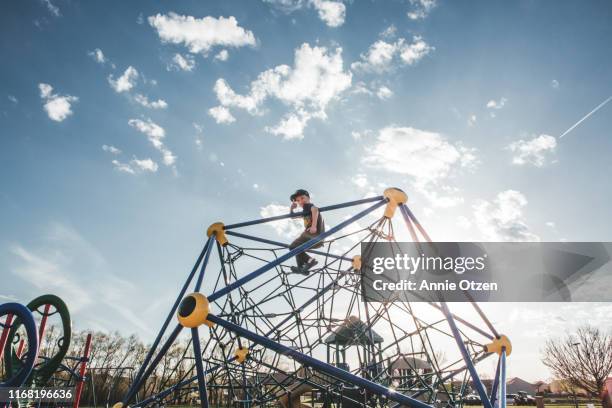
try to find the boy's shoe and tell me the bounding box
[290,266,303,274]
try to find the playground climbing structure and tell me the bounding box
[116,188,511,408]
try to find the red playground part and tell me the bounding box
[73,333,93,408]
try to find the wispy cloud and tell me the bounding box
[7,222,151,333]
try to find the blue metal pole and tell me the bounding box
[191,327,209,408]
[399,204,432,243]
[500,348,507,408]
[195,237,214,292]
[490,355,502,407]
[206,313,434,408]
[123,241,209,405]
[440,302,493,408]
[223,196,384,230]
[208,199,386,302]
[225,230,353,262]
[124,324,183,404]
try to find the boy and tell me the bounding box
[289,189,325,275]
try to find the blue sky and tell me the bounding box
[1,0,612,382]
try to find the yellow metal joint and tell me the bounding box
[485,334,512,356]
[207,222,228,246]
[177,293,214,328]
[383,187,408,218]
[234,347,249,363]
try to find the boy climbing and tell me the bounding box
[289,189,325,275]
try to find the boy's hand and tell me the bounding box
[308,225,317,234]
[290,202,298,210]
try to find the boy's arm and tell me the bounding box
[308,206,319,233]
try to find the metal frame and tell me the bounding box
[118,192,506,408]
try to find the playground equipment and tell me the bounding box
[117,188,511,408]
[0,302,38,387]
[1,294,92,408]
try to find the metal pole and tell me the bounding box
[123,324,183,404]
[500,348,507,408]
[191,328,209,408]
[223,196,384,230]
[208,199,387,303]
[224,230,352,262]
[122,240,209,405]
[0,314,13,360]
[195,237,214,292]
[73,333,93,408]
[490,355,502,407]
[440,302,493,408]
[206,313,434,408]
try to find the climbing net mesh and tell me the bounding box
[125,195,502,408]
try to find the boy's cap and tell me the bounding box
[290,189,310,201]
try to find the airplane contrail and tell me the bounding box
[559,95,612,138]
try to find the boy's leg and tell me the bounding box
[289,232,313,268]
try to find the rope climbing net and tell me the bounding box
[117,188,511,408]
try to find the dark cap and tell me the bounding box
[290,189,310,201]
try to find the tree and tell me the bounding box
[542,326,612,401]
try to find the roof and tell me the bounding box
[390,355,432,371]
[324,316,384,346]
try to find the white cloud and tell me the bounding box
[208,105,236,124]
[545,221,556,228]
[108,66,139,93]
[486,97,507,110]
[134,94,168,109]
[215,49,229,61]
[551,79,560,89]
[380,24,397,39]
[88,48,106,64]
[351,174,369,189]
[102,144,121,155]
[112,157,158,174]
[112,159,135,174]
[131,158,159,172]
[407,0,436,20]
[263,0,304,13]
[473,190,539,242]
[148,13,256,55]
[310,0,346,27]
[210,42,352,139]
[260,203,303,238]
[507,134,557,167]
[265,112,311,140]
[128,118,176,166]
[351,36,433,73]
[468,114,477,126]
[8,95,18,104]
[363,126,476,185]
[362,126,476,207]
[42,0,60,17]
[38,83,78,122]
[376,86,393,100]
[264,0,346,27]
[170,53,196,71]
